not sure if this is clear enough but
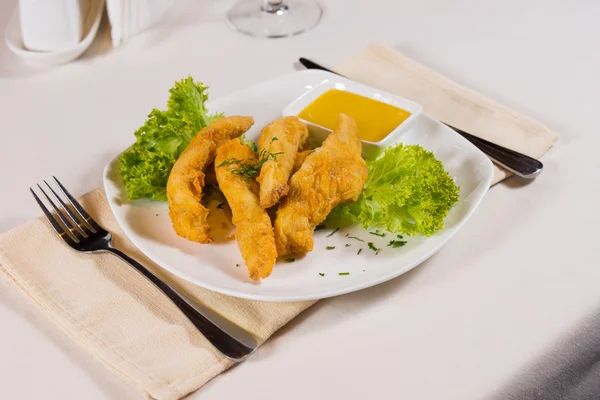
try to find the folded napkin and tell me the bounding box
[336,42,559,184]
[0,189,315,399]
[0,43,558,400]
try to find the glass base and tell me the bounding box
[227,0,322,39]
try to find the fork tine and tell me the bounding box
[37,184,80,243]
[53,176,98,233]
[43,180,89,238]
[30,188,76,245]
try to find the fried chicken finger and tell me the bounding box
[215,139,277,280]
[257,116,309,209]
[167,116,254,243]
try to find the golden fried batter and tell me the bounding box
[167,116,254,243]
[256,116,309,209]
[215,139,277,280]
[274,113,368,256]
[292,149,312,175]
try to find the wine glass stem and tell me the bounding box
[262,0,287,13]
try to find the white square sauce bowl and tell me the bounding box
[281,76,423,159]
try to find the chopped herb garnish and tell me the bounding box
[357,248,363,255]
[315,224,326,231]
[345,234,364,242]
[217,158,241,167]
[369,231,386,237]
[368,242,381,255]
[326,227,340,237]
[319,272,325,277]
[388,239,407,248]
[338,272,350,276]
[345,244,351,247]
[326,246,336,250]
[397,234,404,239]
[270,137,279,143]
[286,258,295,262]
[236,263,240,267]
[218,148,283,180]
[216,203,225,209]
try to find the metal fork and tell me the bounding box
[30,176,258,362]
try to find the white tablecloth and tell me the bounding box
[1,0,599,398]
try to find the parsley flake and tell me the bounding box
[345,234,364,242]
[326,227,340,237]
[368,242,381,255]
[388,240,407,248]
[369,231,386,237]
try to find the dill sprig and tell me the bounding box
[217,148,283,180]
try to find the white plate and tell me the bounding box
[103,70,494,302]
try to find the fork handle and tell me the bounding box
[105,247,258,361]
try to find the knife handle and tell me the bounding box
[444,124,543,178]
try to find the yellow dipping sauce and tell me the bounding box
[297,89,411,142]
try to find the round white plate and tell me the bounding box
[103,70,494,302]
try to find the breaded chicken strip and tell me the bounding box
[215,139,277,280]
[291,149,312,175]
[167,116,254,243]
[256,116,308,209]
[274,114,368,256]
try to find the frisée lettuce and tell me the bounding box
[119,77,223,201]
[330,143,460,236]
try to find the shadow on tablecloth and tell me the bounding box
[489,309,600,400]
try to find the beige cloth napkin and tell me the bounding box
[0,189,315,399]
[336,42,559,184]
[0,42,559,400]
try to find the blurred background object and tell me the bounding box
[5,0,174,66]
[18,0,91,51]
[5,0,104,66]
[227,0,322,38]
[106,0,174,47]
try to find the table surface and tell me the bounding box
[1,0,599,399]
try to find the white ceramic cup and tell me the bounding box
[18,0,90,52]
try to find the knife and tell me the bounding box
[298,57,543,179]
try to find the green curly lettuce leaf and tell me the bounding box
[119,77,223,201]
[330,143,460,236]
